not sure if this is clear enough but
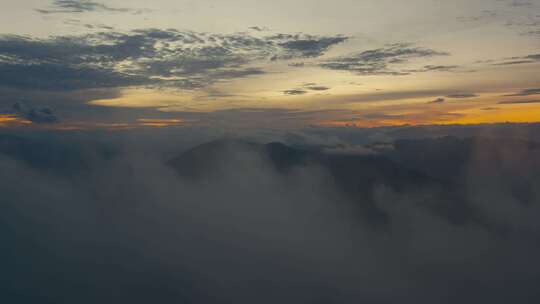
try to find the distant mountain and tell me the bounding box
[167,139,309,179]
[168,139,474,225]
[170,135,539,224]
[168,139,430,186]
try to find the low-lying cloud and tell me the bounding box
[1,128,539,303]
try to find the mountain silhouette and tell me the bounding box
[168,139,475,225]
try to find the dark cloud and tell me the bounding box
[493,53,540,66]
[306,85,330,91]
[0,30,346,92]
[283,84,331,96]
[302,83,331,91]
[319,43,450,75]
[209,67,266,79]
[1,102,60,124]
[492,60,536,65]
[524,53,540,60]
[0,63,148,91]
[505,88,540,96]
[276,36,348,58]
[423,64,459,71]
[429,97,446,104]
[288,62,305,67]
[446,93,478,98]
[248,26,269,32]
[36,0,147,14]
[283,89,307,95]
[63,19,115,30]
[13,102,59,123]
[406,65,460,73]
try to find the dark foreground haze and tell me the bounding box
[1,124,540,303]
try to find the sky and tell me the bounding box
[1,0,540,129]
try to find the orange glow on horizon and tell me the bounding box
[0,115,32,127]
[0,117,188,131]
[317,103,540,128]
[137,118,185,128]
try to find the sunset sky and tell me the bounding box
[1,0,540,129]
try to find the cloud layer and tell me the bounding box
[1,128,540,303]
[0,30,348,91]
[319,43,449,75]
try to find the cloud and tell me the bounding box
[282,84,331,96]
[492,60,536,66]
[36,0,147,14]
[274,35,348,59]
[1,130,540,303]
[492,53,540,66]
[0,30,346,92]
[322,145,377,155]
[1,102,59,124]
[319,43,450,75]
[248,26,265,32]
[63,19,116,30]
[446,93,478,98]
[0,62,148,91]
[429,98,446,104]
[525,54,540,61]
[505,88,540,96]
[283,89,307,95]
[305,85,330,91]
[288,62,305,67]
[406,65,460,73]
[15,103,59,123]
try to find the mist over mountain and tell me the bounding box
[1,126,540,303]
[2,0,540,301]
